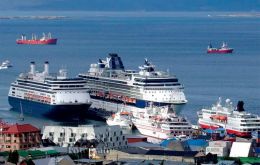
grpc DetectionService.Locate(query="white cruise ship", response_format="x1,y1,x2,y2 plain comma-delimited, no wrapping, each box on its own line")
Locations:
132,105,192,139
8,61,91,120
198,97,260,137
78,53,187,118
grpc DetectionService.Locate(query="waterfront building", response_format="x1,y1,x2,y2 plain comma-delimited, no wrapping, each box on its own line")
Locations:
0,123,41,151
42,125,128,150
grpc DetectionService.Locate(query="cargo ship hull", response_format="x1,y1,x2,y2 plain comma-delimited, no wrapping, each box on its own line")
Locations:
16,39,57,45
207,49,233,54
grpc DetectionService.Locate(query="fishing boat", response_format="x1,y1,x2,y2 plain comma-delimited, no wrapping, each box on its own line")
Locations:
16,33,57,45
207,42,233,54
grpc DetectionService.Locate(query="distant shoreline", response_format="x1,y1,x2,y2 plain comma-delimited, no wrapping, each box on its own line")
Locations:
0,11,260,19
0,16,69,20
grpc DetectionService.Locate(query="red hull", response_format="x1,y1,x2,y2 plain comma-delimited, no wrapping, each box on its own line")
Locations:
199,123,251,137
207,48,233,54
16,38,57,45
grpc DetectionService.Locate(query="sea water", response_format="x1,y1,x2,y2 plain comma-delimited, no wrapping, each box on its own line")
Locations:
0,11,259,126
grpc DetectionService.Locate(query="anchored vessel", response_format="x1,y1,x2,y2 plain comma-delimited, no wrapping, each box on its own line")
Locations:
197,98,260,137
8,61,91,120
207,42,233,54
132,105,192,139
78,53,187,117
16,33,57,45
0,60,12,70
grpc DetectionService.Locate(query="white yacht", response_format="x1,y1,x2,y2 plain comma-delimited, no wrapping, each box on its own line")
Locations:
0,60,12,70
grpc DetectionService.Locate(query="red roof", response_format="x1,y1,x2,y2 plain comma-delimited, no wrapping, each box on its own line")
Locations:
1,123,40,133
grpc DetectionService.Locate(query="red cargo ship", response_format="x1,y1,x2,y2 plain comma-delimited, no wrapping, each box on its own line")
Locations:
207,42,233,54
16,33,57,45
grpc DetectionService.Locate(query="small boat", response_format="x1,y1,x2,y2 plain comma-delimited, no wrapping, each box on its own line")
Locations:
207,42,233,54
106,110,133,129
16,33,57,45
0,60,12,70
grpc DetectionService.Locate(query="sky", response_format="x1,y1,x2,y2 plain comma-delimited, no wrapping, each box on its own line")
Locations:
0,0,260,11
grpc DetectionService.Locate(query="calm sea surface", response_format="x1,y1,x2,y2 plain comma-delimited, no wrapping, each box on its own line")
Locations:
0,11,259,127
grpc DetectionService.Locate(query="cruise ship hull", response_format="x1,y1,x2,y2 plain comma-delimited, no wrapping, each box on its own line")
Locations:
8,96,91,121
199,121,251,137
89,97,185,118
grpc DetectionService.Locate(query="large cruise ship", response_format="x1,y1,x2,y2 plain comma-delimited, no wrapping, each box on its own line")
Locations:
8,61,91,120
78,53,187,117
197,98,260,137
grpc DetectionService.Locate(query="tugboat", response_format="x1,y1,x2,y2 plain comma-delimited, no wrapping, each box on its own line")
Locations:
0,60,12,70
197,97,260,137
16,33,57,45
207,42,233,54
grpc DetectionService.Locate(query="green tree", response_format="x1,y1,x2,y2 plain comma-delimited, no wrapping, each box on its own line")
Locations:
7,150,19,165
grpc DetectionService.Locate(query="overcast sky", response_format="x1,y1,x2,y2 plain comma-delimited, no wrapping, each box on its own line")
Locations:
1,0,260,11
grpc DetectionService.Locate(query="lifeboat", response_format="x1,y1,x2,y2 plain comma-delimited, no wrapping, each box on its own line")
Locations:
120,111,131,115
219,115,227,121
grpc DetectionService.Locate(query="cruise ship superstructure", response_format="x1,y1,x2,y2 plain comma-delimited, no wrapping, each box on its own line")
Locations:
78,53,187,116
8,61,91,120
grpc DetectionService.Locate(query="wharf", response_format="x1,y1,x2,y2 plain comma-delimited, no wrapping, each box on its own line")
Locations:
105,148,196,164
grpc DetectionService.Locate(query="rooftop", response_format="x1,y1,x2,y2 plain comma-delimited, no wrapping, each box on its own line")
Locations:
1,123,40,134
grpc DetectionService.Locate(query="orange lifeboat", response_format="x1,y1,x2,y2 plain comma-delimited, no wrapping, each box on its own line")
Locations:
120,111,131,115
219,115,227,121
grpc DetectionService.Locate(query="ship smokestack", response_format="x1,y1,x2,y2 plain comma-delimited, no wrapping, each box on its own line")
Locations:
30,61,36,75
237,101,244,112
44,61,49,75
